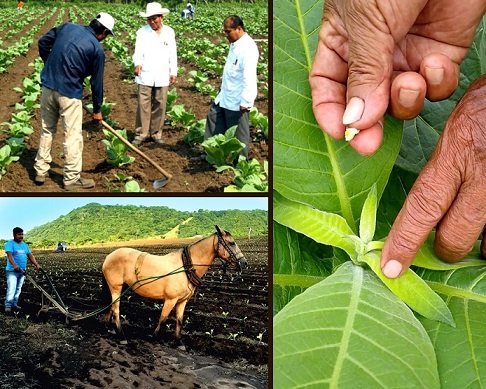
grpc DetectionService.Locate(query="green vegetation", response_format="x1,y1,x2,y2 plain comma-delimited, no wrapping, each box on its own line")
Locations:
202,125,245,167
101,128,135,167
25,203,267,248
274,2,486,387
217,156,268,192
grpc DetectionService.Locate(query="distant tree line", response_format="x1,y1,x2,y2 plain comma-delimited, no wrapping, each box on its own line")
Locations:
24,203,267,248
1,1,263,5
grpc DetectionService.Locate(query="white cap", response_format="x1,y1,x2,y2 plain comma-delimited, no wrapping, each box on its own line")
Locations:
140,2,170,18
96,12,115,35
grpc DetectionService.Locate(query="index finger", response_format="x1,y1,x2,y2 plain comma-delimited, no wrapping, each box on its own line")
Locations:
380,144,461,278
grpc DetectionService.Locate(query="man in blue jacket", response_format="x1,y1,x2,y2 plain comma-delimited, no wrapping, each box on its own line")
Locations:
4,227,40,313
34,13,115,191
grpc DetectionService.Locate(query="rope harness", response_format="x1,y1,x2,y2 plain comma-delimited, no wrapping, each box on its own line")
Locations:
182,246,203,288
215,230,240,265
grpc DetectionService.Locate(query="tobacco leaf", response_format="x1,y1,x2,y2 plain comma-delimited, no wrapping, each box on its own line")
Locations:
274,262,440,388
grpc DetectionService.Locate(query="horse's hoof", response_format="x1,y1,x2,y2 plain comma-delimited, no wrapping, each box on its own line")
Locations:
119,340,128,345
177,344,186,351
108,329,116,335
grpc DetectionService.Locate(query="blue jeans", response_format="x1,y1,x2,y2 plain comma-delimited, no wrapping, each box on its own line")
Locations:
5,270,25,309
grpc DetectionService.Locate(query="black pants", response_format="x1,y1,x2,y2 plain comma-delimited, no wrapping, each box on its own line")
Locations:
205,102,250,157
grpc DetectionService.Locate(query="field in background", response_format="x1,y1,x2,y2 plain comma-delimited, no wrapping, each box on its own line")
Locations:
0,2,268,192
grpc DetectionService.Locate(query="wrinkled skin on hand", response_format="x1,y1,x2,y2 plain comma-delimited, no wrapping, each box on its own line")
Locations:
309,0,486,155
381,75,486,278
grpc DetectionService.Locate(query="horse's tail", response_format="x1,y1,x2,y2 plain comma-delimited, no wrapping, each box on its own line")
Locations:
100,271,112,313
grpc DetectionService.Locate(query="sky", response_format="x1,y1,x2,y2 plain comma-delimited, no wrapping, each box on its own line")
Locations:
0,196,268,240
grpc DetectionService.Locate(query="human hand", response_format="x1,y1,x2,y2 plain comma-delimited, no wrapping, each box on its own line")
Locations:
240,105,250,114
134,65,142,76
92,112,103,123
380,75,486,279
309,0,485,155
169,75,177,85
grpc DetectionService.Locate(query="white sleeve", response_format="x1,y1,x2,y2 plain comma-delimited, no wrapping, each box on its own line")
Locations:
169,29,178,77
132,29,143,66
239,43,259,107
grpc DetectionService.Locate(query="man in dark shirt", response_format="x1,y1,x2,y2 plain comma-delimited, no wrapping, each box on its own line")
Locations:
34,13,115,191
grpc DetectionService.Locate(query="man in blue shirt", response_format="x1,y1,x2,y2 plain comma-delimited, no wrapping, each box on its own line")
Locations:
4,227,41,313
33,13,115,191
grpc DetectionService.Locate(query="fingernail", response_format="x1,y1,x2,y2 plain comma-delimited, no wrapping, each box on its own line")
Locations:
382,259,402,279
398,88,420,109
425,67,444,86
343,97,365,125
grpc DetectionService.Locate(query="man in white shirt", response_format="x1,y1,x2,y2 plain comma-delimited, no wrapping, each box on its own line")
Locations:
133,2,177,145
204,15,259,157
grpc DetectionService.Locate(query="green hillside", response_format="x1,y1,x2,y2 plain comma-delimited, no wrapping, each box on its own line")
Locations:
25,203,267,248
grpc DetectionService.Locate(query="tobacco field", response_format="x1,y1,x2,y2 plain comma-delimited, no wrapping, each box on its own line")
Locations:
0,2,269,192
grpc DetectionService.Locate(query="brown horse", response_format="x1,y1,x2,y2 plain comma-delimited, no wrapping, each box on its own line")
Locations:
101,225,247,343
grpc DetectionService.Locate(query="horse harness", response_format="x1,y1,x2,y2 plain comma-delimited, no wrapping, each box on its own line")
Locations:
133,230,237,289
215,230,240,265
133,250,202,288
182,246,203,288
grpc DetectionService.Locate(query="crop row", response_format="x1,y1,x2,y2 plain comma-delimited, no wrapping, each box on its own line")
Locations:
0,4,268,191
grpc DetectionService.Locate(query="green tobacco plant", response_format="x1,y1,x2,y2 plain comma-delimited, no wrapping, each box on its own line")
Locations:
249,107,268,139
6,137,26,156
188,70,217,98
183,119,206,146
13,76,41,112
1,109,34,138
167,104,196,128
101,129,135,167
188,70,208,86
0,145,20,178
86,99,115,118
274,2,486,388
106,172,145,193
217,156,268,192
201,125,245,167
166,88,178,112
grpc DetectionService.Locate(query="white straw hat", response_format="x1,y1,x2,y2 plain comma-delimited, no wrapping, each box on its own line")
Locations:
140,2,170,18
96,12,115,35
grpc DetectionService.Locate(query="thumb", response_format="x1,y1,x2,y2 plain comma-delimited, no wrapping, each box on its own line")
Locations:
341,1,426,129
